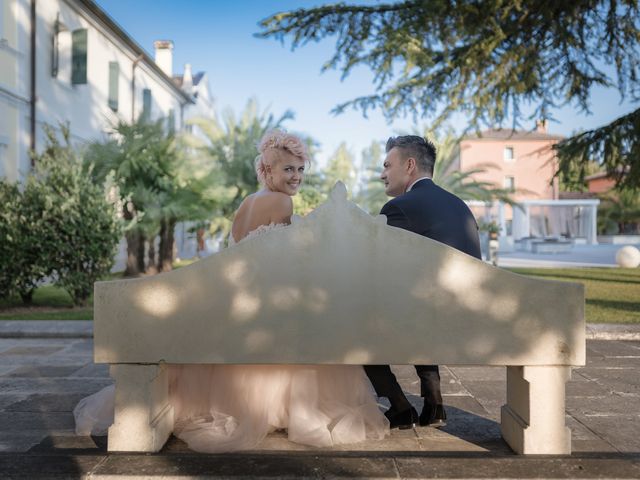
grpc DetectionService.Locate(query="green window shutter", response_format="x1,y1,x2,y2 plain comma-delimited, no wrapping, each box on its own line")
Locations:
108,62,119,111
142,88,152,121
167,109,175,134
71,29,88,85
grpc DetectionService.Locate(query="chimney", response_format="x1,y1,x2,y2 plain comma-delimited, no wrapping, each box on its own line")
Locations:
182,63,193,91
536,119,547,133
154,40,173,76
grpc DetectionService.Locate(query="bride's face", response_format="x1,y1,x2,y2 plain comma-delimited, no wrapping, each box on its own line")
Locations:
265,150,305,196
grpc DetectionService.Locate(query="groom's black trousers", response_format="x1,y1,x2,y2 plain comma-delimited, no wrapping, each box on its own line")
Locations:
364,364,443,410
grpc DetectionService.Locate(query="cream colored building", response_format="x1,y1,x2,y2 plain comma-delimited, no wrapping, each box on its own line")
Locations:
0,0,193,182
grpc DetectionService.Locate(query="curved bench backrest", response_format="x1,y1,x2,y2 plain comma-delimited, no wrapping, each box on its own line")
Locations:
94,183,585,366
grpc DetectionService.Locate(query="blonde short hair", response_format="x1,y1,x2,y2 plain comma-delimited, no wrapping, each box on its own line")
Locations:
254,130,310,185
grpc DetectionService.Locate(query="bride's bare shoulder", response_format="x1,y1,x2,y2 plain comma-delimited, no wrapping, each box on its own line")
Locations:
253,190,292,211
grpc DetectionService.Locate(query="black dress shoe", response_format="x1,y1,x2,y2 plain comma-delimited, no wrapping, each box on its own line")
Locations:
385,406,418,429
419,404,447,428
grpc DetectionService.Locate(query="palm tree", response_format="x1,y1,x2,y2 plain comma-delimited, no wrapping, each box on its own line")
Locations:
597,188,640,234
86,117,222,274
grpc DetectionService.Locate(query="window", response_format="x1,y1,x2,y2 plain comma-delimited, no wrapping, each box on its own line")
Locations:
504,146,514,162
167,109,175,134
142,88,152,120
108,62,119,111
0,2,5,40
0,137,7,178
505,219,513,236
71,28,88,84
504,176,515,192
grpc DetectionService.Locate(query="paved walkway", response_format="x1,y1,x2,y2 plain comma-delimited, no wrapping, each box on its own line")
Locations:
497,243,639,268
1,322,639,478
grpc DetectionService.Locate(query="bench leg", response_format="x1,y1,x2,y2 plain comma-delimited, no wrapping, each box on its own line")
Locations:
107,364,174,452
501,366,571,454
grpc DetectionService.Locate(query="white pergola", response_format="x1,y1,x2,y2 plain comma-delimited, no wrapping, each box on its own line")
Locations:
467,199,600,246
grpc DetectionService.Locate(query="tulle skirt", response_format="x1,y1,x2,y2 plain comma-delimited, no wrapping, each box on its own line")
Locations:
74,364,389,452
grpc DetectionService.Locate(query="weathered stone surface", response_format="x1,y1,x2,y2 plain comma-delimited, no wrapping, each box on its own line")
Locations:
449,366,506,382
29,434,107,453
396,456,640,479
0,411,75,431
6,393,88,412
579,367,640,392
458,380,506,418
567,392,640,416
0,378,111,395
0,393,28,410
94,185,585,367
5,366,86,378
565,416,618,453
573,415,640,453
93,453,400,479
440,395,488,417
68,363,110,378
0,430,47,453
0,365,17,375
588,340,640,357
3,334,639,476
0,345,65,356
566,379,611,397
0,454,103,478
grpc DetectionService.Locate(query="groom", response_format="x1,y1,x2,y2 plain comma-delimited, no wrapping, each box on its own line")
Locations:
364,135,482,429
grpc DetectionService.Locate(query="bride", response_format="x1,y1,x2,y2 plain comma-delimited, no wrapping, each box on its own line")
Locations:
74,129,389,452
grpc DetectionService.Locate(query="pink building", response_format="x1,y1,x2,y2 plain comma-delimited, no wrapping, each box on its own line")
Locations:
458,120,564,201
456,122,599,247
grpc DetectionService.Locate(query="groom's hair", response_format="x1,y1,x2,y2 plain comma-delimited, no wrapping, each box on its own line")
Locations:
385,135,436,175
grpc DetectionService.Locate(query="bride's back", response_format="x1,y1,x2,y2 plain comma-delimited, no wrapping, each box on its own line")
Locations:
231,190,293,243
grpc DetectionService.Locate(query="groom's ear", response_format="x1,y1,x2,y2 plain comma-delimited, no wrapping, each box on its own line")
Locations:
405,157,417,173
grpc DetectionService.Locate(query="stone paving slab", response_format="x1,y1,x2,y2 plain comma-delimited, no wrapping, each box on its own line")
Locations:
2,452,640,479
0,321,93,338
0,337,639,478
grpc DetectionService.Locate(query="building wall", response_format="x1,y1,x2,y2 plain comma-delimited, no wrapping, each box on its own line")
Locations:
0,0,30,181
587,176,615,194
459,138,559,201
1,0,189,182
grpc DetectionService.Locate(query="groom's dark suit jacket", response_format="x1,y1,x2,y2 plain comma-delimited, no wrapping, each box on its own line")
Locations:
366,178,481,409
381,178,481,259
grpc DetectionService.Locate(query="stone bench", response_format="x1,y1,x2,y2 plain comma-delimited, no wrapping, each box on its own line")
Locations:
93,183,585,455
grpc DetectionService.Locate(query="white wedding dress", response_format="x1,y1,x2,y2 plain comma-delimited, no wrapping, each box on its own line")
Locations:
74,223,389,452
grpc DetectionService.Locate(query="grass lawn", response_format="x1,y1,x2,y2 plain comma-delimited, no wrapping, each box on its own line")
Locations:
508,267,640,324
0,285,93,320
1,266,638,323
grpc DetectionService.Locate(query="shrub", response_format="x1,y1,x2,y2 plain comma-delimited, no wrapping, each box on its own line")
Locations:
0,182,21,298
0,179,56,303
29,124,122,306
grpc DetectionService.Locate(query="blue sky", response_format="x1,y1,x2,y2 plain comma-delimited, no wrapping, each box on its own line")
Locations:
95,0,636,167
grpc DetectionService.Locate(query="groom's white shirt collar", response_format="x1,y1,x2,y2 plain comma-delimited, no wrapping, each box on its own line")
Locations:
406,176,431,193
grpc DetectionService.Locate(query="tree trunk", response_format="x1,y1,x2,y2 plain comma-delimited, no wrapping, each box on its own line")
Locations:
146,236,158,275
137,232,146,273
123,205,142,277
158,218,176,272
196,227,206,257
19,288,34,305
124,229,141,277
